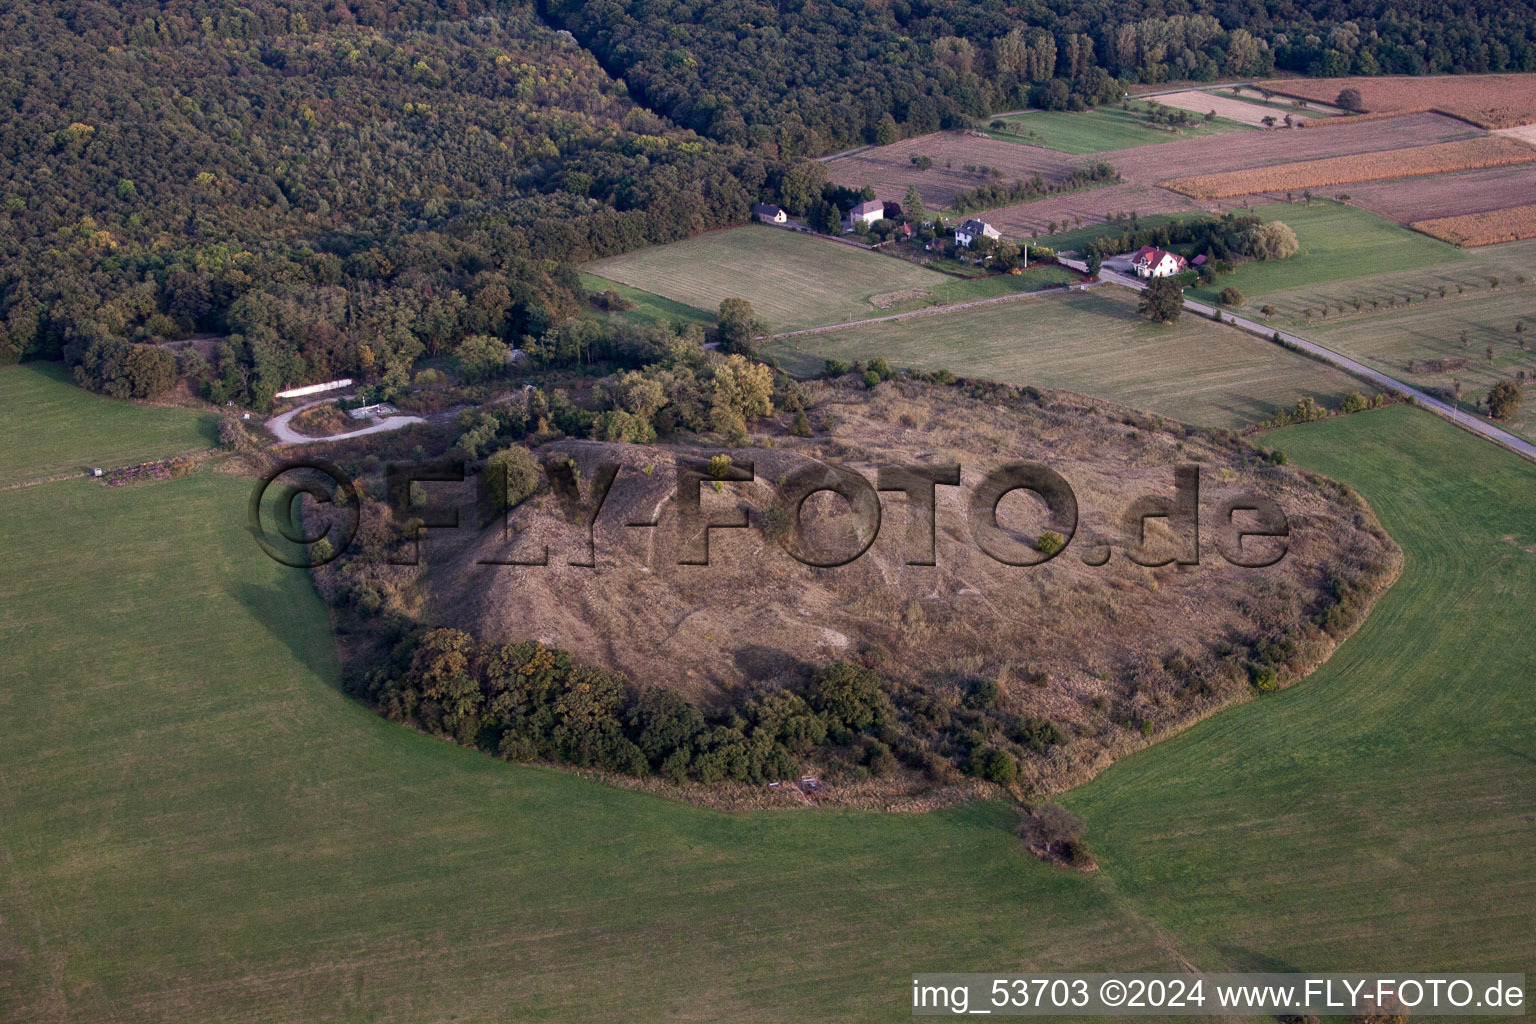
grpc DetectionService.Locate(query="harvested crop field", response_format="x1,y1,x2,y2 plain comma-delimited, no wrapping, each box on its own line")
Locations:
1258,74,1536,129
1410,202,1536,246
1342,163,1536,226
1494,124,1536,145
984,182,1202,237
1163,135,1536,199
585,226,948,331
831,114,1479,235
824,132,1081,208
762,287,1379,429
1154,90,1327,127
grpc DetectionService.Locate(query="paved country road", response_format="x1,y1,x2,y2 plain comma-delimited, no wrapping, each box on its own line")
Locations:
1100,268,1536,463
265,398,425,445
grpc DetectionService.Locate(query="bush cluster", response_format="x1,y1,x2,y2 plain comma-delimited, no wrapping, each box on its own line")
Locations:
348,630,1069,790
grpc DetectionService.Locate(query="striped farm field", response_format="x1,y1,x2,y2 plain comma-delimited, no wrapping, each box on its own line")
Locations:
762,286,1377,428
1258,73,1536,129
1411,202,1536,246
585,226,949,332
1163,135,1536,199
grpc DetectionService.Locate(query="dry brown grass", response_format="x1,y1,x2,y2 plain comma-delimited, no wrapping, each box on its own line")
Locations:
1410,202,1536,246
1258,74,1536,129
410,381,1399,801
1163,135,1536,198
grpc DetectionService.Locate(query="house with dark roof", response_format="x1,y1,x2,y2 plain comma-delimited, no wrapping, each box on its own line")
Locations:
954,218,1001,248
752,202,788,224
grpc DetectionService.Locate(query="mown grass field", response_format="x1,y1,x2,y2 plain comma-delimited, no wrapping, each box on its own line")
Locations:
586,226,950,332
3,352,1533,1021
1187,200,1462,306
0,387,1179,1023
764,286,1376,428
982,102,1248,154
578,272,715,329
1301,286,1536,442
1070,406,1536,978
0,362,217,486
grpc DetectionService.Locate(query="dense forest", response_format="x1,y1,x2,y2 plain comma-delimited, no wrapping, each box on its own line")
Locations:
0,0,783,404
6,0,1536,406
551,0,1536,153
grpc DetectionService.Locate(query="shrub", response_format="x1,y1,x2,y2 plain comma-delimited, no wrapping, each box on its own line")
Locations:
484,445,540,511
1341,391,1371,414
1260,304,1276,316
970,746,1017,785
1218,286,1244,306
1018,803,1092,867
1488,380,1523,420
1036,531,1066,556
706,453,734,479
1250,664,1279,691
790,409,812,436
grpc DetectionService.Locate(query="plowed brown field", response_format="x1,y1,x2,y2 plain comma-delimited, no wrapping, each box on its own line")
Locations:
1163,136,1536,199
1344,163,1536,225
1257,74,1536,129
826,113,1480,229
1410,203,1536,246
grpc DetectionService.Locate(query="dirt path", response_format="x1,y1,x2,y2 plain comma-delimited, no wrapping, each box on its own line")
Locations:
1100,269,1536,463
265,399,425,445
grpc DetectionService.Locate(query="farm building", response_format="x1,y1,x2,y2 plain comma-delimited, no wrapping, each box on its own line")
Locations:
752,203,788,224
955,218,1001,248
1131,245,1189,278
845,199,885,230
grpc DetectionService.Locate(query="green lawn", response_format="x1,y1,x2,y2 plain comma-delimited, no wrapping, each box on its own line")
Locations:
1301,285,1536,442
0,362,217,486
585,226,950,332
1187,200,1463,305
1070,405,1536,978
763,286,1376,428
579,272,715,330
878,264,1081,313
982,102,1250,155
0,388,1180,1022
4,335,1534,1020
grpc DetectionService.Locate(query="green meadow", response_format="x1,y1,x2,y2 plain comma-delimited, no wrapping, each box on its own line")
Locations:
982,102,1249,154
3,374,1531,1020
1187,200,1461,305
763,286,1376,428
0,362,217,486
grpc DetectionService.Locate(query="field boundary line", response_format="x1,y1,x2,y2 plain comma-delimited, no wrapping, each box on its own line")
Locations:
771,281,1101,339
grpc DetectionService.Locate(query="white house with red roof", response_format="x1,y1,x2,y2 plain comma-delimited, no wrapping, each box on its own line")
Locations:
1131,245,1189,278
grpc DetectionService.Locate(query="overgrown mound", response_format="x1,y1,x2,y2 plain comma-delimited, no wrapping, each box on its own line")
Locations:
331,380,1399,804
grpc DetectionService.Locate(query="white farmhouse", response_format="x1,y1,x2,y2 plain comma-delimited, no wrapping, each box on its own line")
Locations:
1131,245,1189,278
844,199,885,230
954,218,1001,248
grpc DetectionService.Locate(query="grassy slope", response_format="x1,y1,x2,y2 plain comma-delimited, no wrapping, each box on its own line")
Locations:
0,398,1178,1022
585,226,949,332
1071,405,1536,978
0,363,217,486
763,287,1375,428
578,272,715,330
1187,200,1461,305
983,103,1249,154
